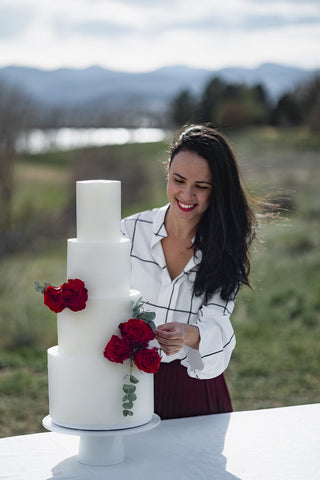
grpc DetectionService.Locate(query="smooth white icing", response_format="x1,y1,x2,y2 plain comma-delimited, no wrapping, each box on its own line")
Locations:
76,180,121,241
66,238,131,297
57,291,139,354
47,180,154,430
48,346,153,430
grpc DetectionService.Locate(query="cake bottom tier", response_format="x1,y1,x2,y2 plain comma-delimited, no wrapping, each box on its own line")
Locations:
48,346,154,430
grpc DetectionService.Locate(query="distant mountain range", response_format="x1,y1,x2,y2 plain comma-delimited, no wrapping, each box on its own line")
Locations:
0,63,318,115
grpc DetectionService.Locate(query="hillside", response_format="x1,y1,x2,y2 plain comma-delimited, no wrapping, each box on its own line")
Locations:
0,63,317,113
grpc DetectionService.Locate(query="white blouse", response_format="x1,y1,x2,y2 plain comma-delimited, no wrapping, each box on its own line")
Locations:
121,204,237,380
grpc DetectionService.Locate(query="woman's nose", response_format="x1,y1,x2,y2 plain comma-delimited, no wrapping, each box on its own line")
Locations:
180,184,195,201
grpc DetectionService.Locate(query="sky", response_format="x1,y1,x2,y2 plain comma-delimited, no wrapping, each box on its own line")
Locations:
0,0,320,73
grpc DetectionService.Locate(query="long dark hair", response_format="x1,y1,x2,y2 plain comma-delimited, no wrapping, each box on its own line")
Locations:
169,124,256,302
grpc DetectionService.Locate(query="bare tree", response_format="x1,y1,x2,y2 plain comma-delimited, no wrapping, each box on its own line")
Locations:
0,80,37,232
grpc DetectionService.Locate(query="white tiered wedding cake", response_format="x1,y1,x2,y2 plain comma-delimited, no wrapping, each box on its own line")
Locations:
47,180,154,430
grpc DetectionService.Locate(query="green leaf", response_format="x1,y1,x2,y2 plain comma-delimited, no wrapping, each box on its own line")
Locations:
140,311,156,321
34,280,52,294
132,297,143,312
123,384,136,394
33,280,43,293
122,393,137,403
123,409,133,417
122,401,134,409
130,374,139,384
148,320,156,332
127,393,137,401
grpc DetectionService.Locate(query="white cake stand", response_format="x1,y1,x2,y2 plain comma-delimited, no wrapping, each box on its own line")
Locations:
42,414,160,466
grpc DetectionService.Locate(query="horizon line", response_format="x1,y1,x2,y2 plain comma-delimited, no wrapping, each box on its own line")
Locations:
0,61,319,74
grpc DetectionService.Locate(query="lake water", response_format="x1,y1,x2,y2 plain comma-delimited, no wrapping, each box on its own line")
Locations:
16,127,169,154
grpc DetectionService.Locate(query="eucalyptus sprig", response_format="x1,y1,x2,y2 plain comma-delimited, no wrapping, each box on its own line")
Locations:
122,360,139,416
123,298,156,416
104,297,160,418
34,280,51,294
131,297,156,332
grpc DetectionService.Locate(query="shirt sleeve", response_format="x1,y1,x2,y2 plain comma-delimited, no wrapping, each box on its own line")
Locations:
182,292,237,380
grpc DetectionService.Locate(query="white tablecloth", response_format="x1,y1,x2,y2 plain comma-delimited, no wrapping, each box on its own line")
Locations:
1,403,320,480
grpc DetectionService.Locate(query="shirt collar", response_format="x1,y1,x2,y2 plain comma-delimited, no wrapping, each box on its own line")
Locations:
151,204,202,273
151,204,170,248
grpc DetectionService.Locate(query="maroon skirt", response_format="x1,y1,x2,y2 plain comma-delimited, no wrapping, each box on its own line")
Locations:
154,360,232,419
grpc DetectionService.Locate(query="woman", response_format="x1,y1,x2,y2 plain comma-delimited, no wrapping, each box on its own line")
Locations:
121,124,256,419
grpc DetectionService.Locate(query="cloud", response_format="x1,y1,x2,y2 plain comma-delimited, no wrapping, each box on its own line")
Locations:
165,0,320,32
0,4,34,39
0,0,319,71
54,18,135,38
241,14,320,30
48,0,320,39
117,0,180,5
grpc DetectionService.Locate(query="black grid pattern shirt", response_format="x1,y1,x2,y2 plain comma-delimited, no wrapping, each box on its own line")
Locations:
121,204,236,379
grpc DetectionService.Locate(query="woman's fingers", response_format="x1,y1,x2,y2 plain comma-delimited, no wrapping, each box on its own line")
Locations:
155,322,185,355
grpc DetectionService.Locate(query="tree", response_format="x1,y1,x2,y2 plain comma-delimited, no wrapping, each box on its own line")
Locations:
217,101,249,128
271,93,302,127
299,76,320,132
170,76,271,129
308,94,320,132
0,80,37,233
170,89,197,127
198,77,227,124
270,75,320,130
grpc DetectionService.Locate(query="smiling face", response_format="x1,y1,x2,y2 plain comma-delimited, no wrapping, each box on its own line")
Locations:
167,150,212,225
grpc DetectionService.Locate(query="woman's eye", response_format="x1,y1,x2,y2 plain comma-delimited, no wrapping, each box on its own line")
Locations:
174,178,184,184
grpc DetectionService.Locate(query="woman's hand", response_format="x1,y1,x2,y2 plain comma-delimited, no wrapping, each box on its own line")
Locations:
155,322,200,356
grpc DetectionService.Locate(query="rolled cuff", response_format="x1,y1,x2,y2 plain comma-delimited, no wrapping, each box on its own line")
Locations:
182,311,236,379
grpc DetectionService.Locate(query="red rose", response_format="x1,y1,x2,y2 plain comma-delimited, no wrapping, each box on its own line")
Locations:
104,335,132,364
61,278,88,312
43,286,65,313
119,318,155,349
133,347,161,373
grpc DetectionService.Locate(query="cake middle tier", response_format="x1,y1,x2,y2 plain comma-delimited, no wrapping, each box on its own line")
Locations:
67,237,131,297
57,290,139,354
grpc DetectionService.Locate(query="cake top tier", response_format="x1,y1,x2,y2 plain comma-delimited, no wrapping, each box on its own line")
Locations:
76,180,121,241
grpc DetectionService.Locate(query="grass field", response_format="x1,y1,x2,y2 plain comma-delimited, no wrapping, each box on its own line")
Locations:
1,126,319,437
